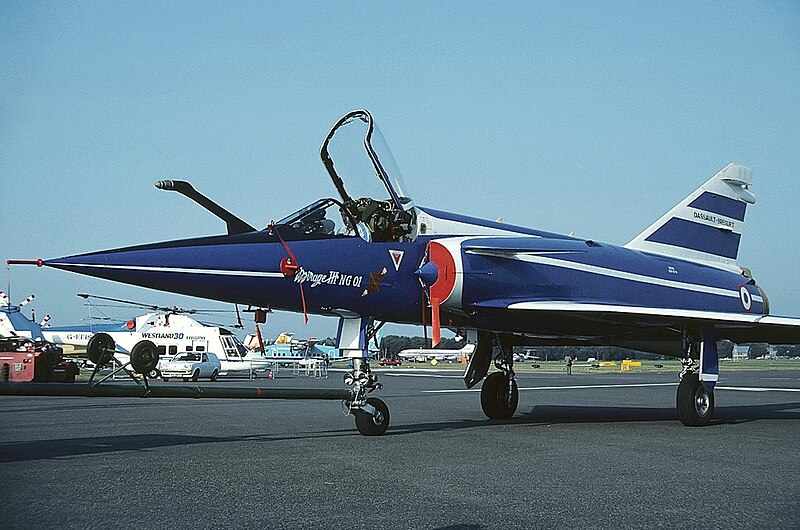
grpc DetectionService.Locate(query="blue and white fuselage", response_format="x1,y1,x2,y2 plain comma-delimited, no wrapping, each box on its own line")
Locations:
38,197,774,355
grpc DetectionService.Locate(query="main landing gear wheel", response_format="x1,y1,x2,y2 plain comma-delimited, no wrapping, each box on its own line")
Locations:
481,371,518,420
677,373,714,426
130,340,159,374
86,333,116,365
354,397,390,436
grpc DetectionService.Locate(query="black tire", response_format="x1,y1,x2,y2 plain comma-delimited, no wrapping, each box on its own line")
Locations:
676,373,714,426
130,340,159,374
148,369,161,379
191,369,200,382
354,397,390,436
210,370,219,382
87,333,116,365
481,371,519,420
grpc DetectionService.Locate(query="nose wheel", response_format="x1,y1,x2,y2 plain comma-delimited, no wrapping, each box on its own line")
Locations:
343,358,391,436
353,397,390,436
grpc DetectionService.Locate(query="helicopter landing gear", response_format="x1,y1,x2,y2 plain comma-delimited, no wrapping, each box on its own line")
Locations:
85,333,158,389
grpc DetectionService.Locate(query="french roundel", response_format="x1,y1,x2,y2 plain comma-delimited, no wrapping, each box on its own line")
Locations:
738,285,752,312
429,241,457,304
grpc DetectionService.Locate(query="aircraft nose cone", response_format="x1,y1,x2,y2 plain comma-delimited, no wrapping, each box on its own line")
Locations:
39,233,292,308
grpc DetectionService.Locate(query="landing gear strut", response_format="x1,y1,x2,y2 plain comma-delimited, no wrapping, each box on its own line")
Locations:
479,334,518,419
343,358,389,436
337,318,390,436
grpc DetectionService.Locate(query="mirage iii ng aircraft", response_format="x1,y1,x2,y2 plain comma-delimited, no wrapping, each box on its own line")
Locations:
8,109,800,435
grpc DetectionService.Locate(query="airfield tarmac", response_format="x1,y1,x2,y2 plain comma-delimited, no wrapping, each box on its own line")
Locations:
1,368,799,529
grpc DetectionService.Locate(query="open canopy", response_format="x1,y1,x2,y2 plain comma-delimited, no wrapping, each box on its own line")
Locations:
309,109,417,242
320,109,413,211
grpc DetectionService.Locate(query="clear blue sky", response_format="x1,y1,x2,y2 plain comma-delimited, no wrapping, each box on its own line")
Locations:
2,1,799,340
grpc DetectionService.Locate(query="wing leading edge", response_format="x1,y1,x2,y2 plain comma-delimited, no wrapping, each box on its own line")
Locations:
493,300,800,345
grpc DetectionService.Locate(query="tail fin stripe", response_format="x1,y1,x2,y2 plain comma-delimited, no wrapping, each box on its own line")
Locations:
624,163,753,270
644,218,741,259
688,192,747,222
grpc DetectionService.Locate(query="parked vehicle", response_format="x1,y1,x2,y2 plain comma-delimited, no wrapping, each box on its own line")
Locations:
160,352,221,382
378,358,402,366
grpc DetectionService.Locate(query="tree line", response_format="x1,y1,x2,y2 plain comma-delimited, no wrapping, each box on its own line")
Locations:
372,335,800,361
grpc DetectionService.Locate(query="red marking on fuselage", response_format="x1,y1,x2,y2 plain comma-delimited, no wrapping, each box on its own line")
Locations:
429,241,457,304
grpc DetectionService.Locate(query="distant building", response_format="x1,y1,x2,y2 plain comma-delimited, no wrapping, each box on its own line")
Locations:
733,345,750,362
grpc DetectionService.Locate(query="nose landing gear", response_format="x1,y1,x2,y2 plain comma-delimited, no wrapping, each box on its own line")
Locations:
343,358,390,436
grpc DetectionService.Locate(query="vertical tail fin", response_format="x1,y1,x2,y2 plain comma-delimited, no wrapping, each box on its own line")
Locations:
624,163,755,270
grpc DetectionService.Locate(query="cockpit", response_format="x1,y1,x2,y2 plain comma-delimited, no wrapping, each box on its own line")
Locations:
271,110,417,243
154,110,419,244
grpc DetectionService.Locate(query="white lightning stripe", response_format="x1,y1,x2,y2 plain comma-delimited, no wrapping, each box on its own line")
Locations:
424,382,679,393
716,386,800,393
384,373,463,379
510,253,762,302
424,383,800,394
54,263,284,278
506,301,779,324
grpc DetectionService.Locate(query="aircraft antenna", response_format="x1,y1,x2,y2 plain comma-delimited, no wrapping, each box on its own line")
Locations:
235,304,244,329
5,264,11,307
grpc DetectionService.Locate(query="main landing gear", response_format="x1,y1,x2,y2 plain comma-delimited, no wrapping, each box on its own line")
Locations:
676,358,715,426
675,332,718,426
462,329,720,428
464,331,519,420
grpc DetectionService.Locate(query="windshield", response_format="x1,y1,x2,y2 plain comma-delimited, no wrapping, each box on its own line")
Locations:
370,125,413,207
276,198,361,237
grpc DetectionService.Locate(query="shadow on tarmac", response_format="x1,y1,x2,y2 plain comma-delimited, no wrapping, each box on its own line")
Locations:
522,401,800,425
2,402,798,462
387,401,800,435
0,429,360,463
